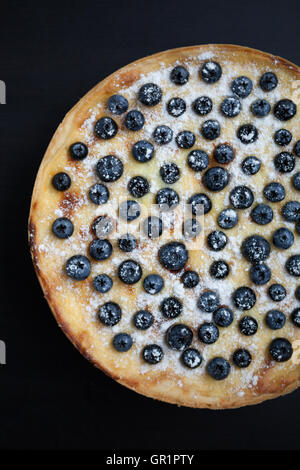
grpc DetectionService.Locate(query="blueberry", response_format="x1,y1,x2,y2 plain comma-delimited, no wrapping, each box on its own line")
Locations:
181,270,199,288
176,130,196,149
156,188,179,211
118,260,142,284
207,230,227,251
230,186,254,209
291,308,300,327
96,155,123,182
296,287,300,301
297,221,300,235
153,125,173,145
198,322,219,344
93,274,113,293
113,333,133,352
118,233,137,252
266,310,286,330
210,260,230,279
138,83,162,106
220,96,242,118
263,182,285,202
273,228,294,249
170,66,189,85
294,141,300,157
119,200,141,221
133,310,154,330
143,344,163,364
260,72,278,91
201,120,221,140
187,150,209,172
167,97,186,117
98,302,121,326
69,142,88,160
200,61,222,83
251,99,271,117
52,217,74,239
92,216,115,238
232,349,252,368
274,129,292,146
89,183,109,205
250,263,271,285
198,291,219,313
89,239,112,261
160,297,183,319
143,216,163,238
132,140,154,162
231,76,253,98
181,349,202,369
192,96,213,116
214,144,235,164
239,316,258,335
233,287,256,310
282,201,300,222
143,274,164,294
166,324,193,351
213,307,234,327
107,94,128,115
218,209,238,229
274,99,297,121
207,357,230,380
158,242,188,271
274,152,295,173
65,255,91,281
268,283,286,302
203,167,229,192
125,110,145,131
52,172,71,191
237,124,258,144
188,193,212,215
241,156,261,175
286,255,300,276
182,218,201,239
242,235,270,263
251,204,273,225
94,117,118,139
128,176,150,198
292,172,300,190
269,338,293,362
160,162,180,184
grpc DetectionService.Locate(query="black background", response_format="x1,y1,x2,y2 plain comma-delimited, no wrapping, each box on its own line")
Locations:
1,0,300,451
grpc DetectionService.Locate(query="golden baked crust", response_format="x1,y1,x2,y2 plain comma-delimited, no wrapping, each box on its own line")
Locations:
29,44,300,409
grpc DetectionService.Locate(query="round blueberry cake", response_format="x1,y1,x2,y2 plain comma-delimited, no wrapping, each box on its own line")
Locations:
29,45,300,408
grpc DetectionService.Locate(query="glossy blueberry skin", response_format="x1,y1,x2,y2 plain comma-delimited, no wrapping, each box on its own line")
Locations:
65,255,91,281
160,297,183,319
143,344,163,364
263,182,285,202
52,217,74,239
94,117,118,139
296,287,300,301
273,228,294,249
176,130,196,149
156,188,179,211
200,61,222,83
192,96,213,116
230,186,254,209
237,124,258,144
96,155,123,182
188,193,212,215
89,183,109,205
269,338,293,362
233,349,252,368
182,218,201,239
268,283,286,302
260,72,278,91
118,233,137,252
242,235,270,264
93,274,113,293
239,316,258,335
207,230,227,251
160,162,180,184
166,324,193,351
138,83,162,106
294,141,300,157
132,140,154,162
203,167,229,192
143,216,163,239
286,255,300,277
143,274,164,295
52,172,71,191
274,129,292,146
274,99,297,121
233,287,256,310
241,156,261,175
251,204,273,225
213,307,234,327
167,97,186,117
128,176,150,198
217,209,238,229
210,260,229,279
118,260,143,284
125,110,145,131
158,242,188,271
69,142,88,160
220,96,241,118
282,201,300,222
133,310,154,330
119,200,141,221
214,144,235,164
181,349,202,369
98,302,121,326
181,270,199,288
251,99,271,117
170,65,189,85
187,150,209,172
198,291,219,313
107,94,128,115
89,239,113,261
297,221,300,235
207,357,230,380
265,310,286,330
231,76,253,98
292,172,300,190
274,152,295,173
250,263,271,285
291,308,300,327
198,322,219,344
201,120,221,140
153,125,173,145
113,333,133,352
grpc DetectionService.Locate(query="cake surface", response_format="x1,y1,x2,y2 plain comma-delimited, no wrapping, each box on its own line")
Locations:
29,44,300,408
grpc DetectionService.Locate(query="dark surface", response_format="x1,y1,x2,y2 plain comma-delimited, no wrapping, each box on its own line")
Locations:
0,0,300,450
